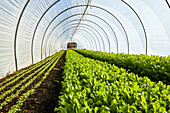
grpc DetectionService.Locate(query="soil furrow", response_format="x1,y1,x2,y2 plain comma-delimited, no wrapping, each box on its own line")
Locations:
21,52,65,113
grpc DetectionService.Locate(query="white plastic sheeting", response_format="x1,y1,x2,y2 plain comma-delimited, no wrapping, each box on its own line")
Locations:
0,0,170,78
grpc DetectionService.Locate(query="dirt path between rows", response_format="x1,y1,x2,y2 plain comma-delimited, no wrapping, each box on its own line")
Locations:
20,52,65,113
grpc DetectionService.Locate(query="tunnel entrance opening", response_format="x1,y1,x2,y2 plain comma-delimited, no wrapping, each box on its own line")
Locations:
67,42,77,50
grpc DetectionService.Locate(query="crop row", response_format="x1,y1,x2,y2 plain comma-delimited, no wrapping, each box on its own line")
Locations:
8,51,64,113
56,50,170,113
0,51,61,101
74,49,170,84
0,51,61,110
0,51,57,90
0,51,64,112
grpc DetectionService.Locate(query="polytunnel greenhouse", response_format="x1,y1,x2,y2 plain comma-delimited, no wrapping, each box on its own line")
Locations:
0,0,170,112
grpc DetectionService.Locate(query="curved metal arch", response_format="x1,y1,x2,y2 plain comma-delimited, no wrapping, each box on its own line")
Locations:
71,38,86,49
72,37,91,50
122,0,148,55
72,34,92,50
47,20,106,55
72,38,87,49
142,0,170,42
51,26,99,54
14,0,30,71
14,0,61,69
40,4,130,60
60,19,110,51
87,13,118,53
30,0,60,63
61,33,92,51
88,4,129,53
74,32,94,50
45,13,118,54
71,23,99,50
165,0,170,8
49,24,100,56
51,29,93,54
50,28,75,56
45,13,114,54
51,26,97,54
50,21,105,52
51,31,92,55
51,28,97,54
46,22,99,54
49,18,110,53
77,38,90,50
75,32,95,49
49,30,94,55
52,29,93,52
13,3,131,70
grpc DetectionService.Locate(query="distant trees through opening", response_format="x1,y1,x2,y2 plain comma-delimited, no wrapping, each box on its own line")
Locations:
67,42,77,50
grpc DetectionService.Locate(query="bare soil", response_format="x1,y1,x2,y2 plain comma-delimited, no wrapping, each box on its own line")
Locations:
21,52,65,113
0,52,65,113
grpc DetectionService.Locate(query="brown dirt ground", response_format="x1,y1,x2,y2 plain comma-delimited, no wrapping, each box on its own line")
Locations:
21,52,65,113
0,52,65,113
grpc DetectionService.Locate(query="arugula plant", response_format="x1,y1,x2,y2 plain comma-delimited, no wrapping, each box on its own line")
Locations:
56,50,170,113
74,49,170,85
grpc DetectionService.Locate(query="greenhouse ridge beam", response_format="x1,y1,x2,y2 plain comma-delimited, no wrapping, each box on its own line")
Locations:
71,0,92,40
45,13,118,54
14,3,130,69
14,0,30,71
0,0,169,80
122,0,148,55
40,5,128,60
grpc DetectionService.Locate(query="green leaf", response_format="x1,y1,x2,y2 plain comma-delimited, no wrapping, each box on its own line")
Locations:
159,107,166,112
94,107,99,113
87,98,93,105
100,106,110,113
152,101,160,112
